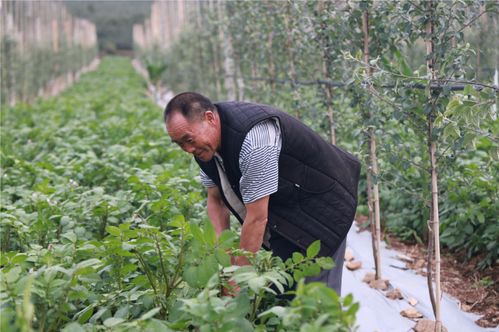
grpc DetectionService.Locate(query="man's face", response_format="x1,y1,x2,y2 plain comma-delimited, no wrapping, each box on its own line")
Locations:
166,111,220,162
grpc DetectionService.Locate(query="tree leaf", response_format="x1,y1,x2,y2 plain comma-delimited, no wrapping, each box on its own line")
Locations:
106,225,120,236
11,253,28,264
76,258,102,270
190,223,204,244
306,240,321,258
203,221,217,246
139,307,161,320
292,252,304,264
304,263,321,277
75,306,94,324
103,317,125,327
61,322,85,332
215,248,231,267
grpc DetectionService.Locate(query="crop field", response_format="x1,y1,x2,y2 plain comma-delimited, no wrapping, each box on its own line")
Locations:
1,1,498,331
1,57,358,331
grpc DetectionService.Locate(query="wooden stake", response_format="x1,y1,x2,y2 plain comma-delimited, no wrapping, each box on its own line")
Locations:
217,0,236,100
362,9,382,280
283,1,300,119
208,0,222,99
476,4,486,81
317,0,336,145
425,1,442,331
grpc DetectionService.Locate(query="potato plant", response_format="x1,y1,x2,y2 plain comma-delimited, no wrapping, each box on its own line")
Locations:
0,57,358,331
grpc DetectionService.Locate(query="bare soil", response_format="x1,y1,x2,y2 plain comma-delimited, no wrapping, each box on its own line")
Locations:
355,215,498,328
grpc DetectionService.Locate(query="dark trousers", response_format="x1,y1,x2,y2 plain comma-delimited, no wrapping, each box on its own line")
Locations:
269,232,346,295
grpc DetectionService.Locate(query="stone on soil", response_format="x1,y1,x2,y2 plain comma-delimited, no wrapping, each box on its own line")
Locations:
386,288,403,300
400,307,423,319
346,260,362,271
369,278,389,290
413,319,448,332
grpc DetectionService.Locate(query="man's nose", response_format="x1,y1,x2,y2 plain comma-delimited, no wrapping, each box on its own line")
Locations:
184,144,195,154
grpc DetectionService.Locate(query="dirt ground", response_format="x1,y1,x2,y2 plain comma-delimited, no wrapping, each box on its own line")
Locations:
355,215,498,329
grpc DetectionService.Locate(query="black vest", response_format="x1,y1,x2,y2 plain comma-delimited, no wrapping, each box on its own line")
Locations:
196,102,361,256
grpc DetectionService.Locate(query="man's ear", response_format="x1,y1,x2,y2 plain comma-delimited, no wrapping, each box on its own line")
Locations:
204,110,216,124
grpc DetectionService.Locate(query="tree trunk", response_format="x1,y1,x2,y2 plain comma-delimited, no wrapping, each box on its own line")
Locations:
476,4,485,81
196,1,205,86
323,60,336,145
236,57,245,101
317,0,336,145
425,1,442,330
363,9,382,280
217,0,236,100
283,2,300,119
209,0,222,99
494,12,498,120
267,30,276,93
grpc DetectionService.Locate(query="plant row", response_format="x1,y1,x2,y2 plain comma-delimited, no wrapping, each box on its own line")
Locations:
0,57,358,331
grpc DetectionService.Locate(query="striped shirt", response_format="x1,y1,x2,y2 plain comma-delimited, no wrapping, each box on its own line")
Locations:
200,118,282,204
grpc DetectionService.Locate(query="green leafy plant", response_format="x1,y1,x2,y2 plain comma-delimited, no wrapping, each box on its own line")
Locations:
1,57,358,331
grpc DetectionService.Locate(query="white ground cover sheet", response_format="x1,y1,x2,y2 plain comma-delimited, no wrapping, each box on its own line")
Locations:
342,224,495,332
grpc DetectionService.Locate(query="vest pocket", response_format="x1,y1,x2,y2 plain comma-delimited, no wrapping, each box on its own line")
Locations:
294,181,336,195
298,165,338,194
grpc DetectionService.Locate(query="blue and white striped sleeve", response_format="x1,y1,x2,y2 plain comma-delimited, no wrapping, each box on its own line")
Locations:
200,169,216,188
239,118,282,204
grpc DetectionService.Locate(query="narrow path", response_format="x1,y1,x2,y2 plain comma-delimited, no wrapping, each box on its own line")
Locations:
343,225,494,332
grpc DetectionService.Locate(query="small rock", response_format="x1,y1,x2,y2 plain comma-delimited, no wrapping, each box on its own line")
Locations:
386,288,403,300
461,303,472,312
369,278,389,290
344,248,354,261
408,297,418,306
396,254,414,263
346,260,362,271
400,307,423,319
362,272,376,283
413,319,448,332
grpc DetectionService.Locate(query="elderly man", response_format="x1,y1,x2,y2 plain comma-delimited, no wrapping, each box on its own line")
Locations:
164,92,360,294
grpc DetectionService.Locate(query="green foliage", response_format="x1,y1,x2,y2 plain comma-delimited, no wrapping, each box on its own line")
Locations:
146,63,167,85
177,285,254,332
139,0,498,269
439,145,499,268
1,57,357,331
174,243,346,331
356,1,499,269
259,281,359,332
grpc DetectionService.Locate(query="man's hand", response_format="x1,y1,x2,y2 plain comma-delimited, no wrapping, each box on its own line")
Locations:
222,279,240,297
232,255,251,266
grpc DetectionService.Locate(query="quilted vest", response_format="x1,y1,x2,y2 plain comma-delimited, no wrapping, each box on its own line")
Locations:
196,101,360,256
